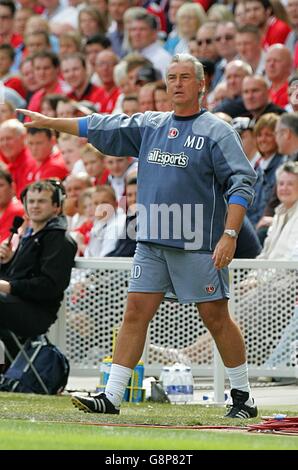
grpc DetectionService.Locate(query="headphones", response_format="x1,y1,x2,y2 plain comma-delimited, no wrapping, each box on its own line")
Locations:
21,179,66,212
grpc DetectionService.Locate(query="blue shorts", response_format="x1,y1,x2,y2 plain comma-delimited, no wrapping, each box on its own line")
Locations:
128,243,229,304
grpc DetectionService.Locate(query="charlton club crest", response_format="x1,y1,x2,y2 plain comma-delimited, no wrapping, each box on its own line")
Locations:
205,285,215,294
168,127,179,139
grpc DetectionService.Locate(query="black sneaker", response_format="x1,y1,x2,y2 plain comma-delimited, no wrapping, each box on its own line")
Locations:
225,389,258,419
71,392,120,414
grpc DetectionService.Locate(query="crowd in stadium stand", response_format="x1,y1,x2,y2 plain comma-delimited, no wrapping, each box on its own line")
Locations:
0,0,298,259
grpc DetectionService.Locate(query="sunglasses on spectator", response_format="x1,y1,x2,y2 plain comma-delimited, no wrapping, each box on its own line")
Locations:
197,38,213,46
215,35,235,42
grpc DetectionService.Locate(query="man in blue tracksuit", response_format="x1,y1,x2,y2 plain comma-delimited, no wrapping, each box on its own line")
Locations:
20,53,258,419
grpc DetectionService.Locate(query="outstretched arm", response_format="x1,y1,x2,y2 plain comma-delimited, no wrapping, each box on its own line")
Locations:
17,109,80,136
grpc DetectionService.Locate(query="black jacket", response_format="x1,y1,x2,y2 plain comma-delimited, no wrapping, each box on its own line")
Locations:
0,216,77,317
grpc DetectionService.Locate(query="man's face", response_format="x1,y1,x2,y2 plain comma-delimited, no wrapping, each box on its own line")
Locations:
196,26,218,61
244,1,268,28
25,189,58,224
65,178,87,199
122,99,139,116
138,87,155,112
274,121,290,154
287,0,298,28
93,191,117,221
0,50,12,75
61,58,86,90
104,156,130,177
225,65,247,98
0,5,14,37
0,177,13,208
20,60,39,92
265,48,292,82
82,152,104,177
126,183,137,210
214,23,236,59
95,51,117,84
108,0,130,22
166,61,204,108
242,77,268,113
26,33,49,55
26,132,54,163
0,128,25,161
33,57,58,89
129,20,156,50
235,32,260,63
85,43,105,69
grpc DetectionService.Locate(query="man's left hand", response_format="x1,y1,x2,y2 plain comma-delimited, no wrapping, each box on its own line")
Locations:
0,280,11,294
212,235,237,270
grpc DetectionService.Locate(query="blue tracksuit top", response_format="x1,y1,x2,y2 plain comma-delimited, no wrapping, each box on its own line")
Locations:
79,109,257,251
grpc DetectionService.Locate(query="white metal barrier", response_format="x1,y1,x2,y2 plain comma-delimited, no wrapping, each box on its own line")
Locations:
53,258,298,402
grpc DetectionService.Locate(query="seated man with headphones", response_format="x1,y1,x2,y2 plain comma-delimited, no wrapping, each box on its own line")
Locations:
0,180,77,361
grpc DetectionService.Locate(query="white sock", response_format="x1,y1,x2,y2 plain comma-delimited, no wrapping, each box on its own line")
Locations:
105,363,132,408
225,362,254,406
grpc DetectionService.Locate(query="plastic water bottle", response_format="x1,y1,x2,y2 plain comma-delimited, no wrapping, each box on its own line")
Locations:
183,366,194,403
160,363,191,404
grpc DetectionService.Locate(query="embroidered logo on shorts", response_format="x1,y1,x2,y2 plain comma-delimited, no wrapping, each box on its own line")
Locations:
131,264,142,279
205,285,216,294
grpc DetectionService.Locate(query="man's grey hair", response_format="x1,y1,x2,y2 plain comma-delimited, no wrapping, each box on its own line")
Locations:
276,161,298,180
279,112,298,138
167,54,205,100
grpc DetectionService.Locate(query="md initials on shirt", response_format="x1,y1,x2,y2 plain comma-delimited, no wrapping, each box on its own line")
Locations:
184,136,204,150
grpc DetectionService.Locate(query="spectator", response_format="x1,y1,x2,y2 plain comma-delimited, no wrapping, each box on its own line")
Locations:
154,82,172,112
0,0,22,47
243,0,291,49
285,0,298,68
128,12,171,78
122,95,139,116
0,45,26,99
254,113,286,239
94,50,121,113
40,93,66,118
84,34,111,84
0,119,36,198
105,155,137,201
211,21,238,89
56,97,78,118
0,179,77,361
26,127,69,182
235,24,266,75
213,60,253,118
84,185,126,257
40,0,79,35
13,7,33,40
164,2,207,55
107,0,131,58
59,31,82,58
0,101,16,124
0,166,25,244
61,53,107,110
138,83,156,112
107,176,137,257
241,74,285,123
58,133,86,174
286,75,298,113
80,143,109,185
63,173,93,230
19,56,39,105
265,44,292,108
27,51,67,114
78,6,107,42
196,22,220,63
